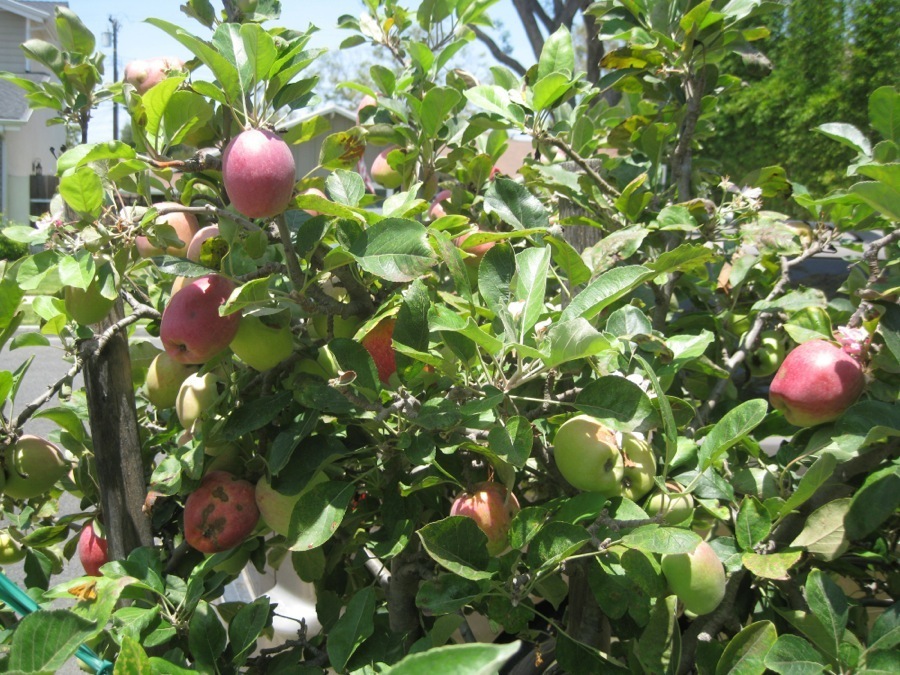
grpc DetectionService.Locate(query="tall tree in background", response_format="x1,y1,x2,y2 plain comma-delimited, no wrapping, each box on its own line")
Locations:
706,0,899,198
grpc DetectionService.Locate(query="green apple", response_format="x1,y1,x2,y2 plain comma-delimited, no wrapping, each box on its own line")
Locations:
0,530,25,564
145,352,198,409
176,372,221,431
3,435,68,500
644,488,695,525
552,415,624,495
748,329,786,378
230,315,294,371
662,540,726,616
64,278,116,325
619,433,656,501
255,472,329,537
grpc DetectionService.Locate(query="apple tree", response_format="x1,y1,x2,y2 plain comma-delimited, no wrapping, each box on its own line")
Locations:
0,1,897,673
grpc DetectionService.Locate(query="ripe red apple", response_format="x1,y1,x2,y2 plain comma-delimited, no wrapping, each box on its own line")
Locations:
145,352,198,409
160,274,241,364
553,415,624,495
78,521,109,576
370,147,402,189
186,225,226,266
230,315,294,371
429,189,452,220
176,371,221,431
3,435,68,500
135,205,200,258
222,129,296,219
123,57,185,95
361,318,397,384
64,278,116,325
450,482,520,555
769,339,865,427
619,433,656,501
184,471,259,553
661,540,726,615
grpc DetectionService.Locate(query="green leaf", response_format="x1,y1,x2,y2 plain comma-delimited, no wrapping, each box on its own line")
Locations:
287,481,355,551
228,597,271,667
484,177,550,230
869,86,899,142
778,454,837,519
764,635,827,675
283,113,331,144
556,632,630,674
509,506,550,549
416,575,484,614
114,635,152,674
58,253,95,291
538,25,575,79
735,496,770,551
621,525,702,555
478,243,517,339
805,569,847,657
740,550,802,580
464,85,525,126
850,181,900,220
8,609,97,673
349,218,437,282
55,7,96,55
561,265,653,322
532,72,571,110
417,517,493,580
319,130,366,170
545,319,613,368
845,465,900,540
330,338,381,396
420,87,462,137
575,375,658,432
715,621,778,675
382,641,521,675
698,399,768,470
59,166,103,217
815,123,872,156
326,169,365,207
488,416,532,469
222,391,292,441
188,601,226,670
638,595,680,675
791,498,851,561
525,521,590,569
327,586,376,672
515,246,551,337
869,601,900,652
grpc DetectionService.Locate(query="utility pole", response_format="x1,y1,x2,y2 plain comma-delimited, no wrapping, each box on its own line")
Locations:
104,16,120,140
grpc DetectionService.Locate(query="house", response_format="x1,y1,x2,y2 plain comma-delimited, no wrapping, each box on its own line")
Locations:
0,0,68,226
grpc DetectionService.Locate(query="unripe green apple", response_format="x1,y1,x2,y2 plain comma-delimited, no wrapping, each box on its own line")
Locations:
230,315,294,371
620,433,656,501
176,371,221,431
3,435,68,500
644,488,695,525
371,147,402,189
661,540,726,616
0,530,25,564
64,278,116,325
769,339,865,426
552,415,624,495
145,352,198,409
254,476,304,537
748,329,786,378
450,482,520,555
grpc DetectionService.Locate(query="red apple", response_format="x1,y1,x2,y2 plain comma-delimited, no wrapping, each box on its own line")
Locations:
455,227,496,264
186,225,225,265
184,471,259,553
429,189,451,220
769,339,865,427
123,57,185,95
78,521,109,577
370,147,402,189
160,274,241,364
361,318,397,384
135,204,200,258
450,482,520,555
222,129,296,219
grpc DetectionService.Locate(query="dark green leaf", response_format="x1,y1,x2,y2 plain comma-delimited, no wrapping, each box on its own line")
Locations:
764,635,826,675
509,506,549,549
778,454,836,519
416,575,484,614
287,481,355,550
383,641,522,675
349,218,437,282
845,465,900,540
222,391,292,441
714,621,777,675
805,569,847,657
8,609,97,673
637,595,680,675
488,416,532,468
417,517,493,580
327,586,376,672
735,497,771,551
698,399,768,470
556,632,630,674
188,601,226,670
484,177,549,230
525,521,589,569
575,376,658,432
420,87,462,136
621,526,702,555
228,597,271,667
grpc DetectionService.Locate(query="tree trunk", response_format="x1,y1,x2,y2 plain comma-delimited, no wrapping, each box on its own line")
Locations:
81,301,153,559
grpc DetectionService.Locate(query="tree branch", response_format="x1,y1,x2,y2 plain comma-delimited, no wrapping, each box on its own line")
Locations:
513,0,549,60
274,214,306,292
471,27,527,76
848,228,900,328
671,70,706,201
541,134,621,200
93,303,161,357
678,570,748,674
13,355,82,430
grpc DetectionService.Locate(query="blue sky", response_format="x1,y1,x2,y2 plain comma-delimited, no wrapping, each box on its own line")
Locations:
63,0,535,142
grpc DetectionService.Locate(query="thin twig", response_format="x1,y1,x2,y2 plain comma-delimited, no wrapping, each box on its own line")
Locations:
12,356,83,430
540,134,621,200
274,214,306,291
93,304,160,357
848,228,900,328
361,548,392,589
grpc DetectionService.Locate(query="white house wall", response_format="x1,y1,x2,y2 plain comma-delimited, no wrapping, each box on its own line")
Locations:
3,107,65,224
